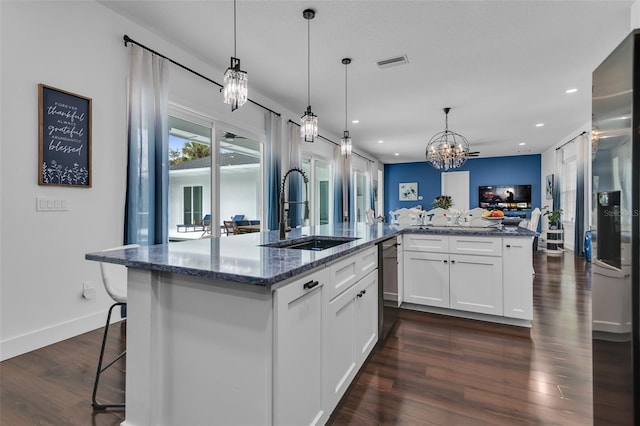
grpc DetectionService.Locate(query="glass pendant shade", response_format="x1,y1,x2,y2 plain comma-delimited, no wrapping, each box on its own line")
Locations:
223,57,247,112
341,131,352,156
425,108,469,171
301,106,318,142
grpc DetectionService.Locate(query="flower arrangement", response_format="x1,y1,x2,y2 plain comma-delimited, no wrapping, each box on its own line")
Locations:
543,205,563,228
433,195,453,210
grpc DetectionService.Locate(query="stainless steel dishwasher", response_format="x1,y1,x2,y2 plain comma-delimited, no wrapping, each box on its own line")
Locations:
378,237,399,344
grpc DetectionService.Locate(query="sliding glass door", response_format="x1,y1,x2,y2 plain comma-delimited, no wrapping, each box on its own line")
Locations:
217,129,262,231
168,116,212,240
302,155,333,226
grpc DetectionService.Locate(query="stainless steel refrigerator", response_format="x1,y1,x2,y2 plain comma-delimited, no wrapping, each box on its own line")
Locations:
591,29,640,425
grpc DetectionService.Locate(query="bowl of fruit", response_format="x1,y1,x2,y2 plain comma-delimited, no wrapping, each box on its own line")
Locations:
482,210,505,222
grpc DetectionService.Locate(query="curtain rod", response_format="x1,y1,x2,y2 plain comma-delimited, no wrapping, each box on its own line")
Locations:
123,35,281,117
556,130,587,151
287,119,374,163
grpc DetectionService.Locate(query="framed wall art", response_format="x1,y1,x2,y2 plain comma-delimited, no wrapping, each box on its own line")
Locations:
399,182,418,201
38,84,92,187
545,174,553,199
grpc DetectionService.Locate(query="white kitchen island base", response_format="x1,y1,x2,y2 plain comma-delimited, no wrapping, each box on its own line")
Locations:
124,269,275,426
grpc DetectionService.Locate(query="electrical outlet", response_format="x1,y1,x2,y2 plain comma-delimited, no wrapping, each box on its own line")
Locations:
82,281,96,300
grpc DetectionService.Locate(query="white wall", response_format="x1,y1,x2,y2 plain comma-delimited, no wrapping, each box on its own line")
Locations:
0,0,365,360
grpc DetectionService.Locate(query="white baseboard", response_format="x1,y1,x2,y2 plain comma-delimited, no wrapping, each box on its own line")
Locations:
0,309,122,361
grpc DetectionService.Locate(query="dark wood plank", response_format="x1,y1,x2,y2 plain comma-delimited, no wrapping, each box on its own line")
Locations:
328,252,593,425
0,252,595,425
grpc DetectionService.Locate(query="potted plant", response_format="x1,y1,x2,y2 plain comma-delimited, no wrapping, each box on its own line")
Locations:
543,206,563,229
433,195,453,210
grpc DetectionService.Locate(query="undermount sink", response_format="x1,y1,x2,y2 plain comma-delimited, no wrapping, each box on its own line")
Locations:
261,236,359,251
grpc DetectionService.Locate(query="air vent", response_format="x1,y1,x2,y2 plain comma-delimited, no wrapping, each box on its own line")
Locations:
376,55,409,69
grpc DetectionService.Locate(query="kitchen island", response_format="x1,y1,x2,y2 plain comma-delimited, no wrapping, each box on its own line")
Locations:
86,223,535,426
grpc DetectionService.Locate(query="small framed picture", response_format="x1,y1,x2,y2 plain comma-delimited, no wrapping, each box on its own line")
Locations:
399,182,418,201
545,174,554,199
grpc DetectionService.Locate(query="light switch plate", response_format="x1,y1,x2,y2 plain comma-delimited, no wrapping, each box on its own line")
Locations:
36,197,69,211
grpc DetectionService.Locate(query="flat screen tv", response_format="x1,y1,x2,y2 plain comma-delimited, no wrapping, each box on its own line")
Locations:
479,184,531,210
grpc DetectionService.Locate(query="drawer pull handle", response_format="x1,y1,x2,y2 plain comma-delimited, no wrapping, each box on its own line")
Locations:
357,289,367,298
451,260,456,264
303,280,319,290
506,244,511,248
443,260,448,263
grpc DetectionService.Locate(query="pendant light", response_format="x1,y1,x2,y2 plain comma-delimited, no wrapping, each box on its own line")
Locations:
425,107,470,171
341,58,353,157
223,0,248,111
300,8,318,142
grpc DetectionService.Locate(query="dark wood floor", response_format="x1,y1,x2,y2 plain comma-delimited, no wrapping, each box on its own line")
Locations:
0,252,591,425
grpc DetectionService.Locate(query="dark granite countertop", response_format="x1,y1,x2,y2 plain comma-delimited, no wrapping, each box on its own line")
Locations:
85,223,536,286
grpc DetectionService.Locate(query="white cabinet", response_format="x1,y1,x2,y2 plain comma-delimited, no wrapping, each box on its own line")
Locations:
273,268,329,426
502,238,534,320
403,251,450,308
327,246,377,301
449,254,503,316
275,246,379,425
402,234,533,323
354,270,379,364
324,269,378,410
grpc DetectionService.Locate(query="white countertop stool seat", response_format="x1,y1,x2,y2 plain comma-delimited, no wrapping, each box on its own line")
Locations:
91,244,140,410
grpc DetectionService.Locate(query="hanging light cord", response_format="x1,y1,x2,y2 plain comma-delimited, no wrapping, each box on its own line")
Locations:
344,62,348,131
233,0,237,58
307,16,311,107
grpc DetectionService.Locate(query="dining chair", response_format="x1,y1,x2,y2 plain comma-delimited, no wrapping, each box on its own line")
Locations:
91,244,140,410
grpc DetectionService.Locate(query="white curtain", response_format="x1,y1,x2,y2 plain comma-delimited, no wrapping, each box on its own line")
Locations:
367,160,377,213
125,45,170,245
265,112,281,230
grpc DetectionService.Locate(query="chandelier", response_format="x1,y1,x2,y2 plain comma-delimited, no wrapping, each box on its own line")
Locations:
300,9,318,142
341,58,352,157
222,0,247,111
425,107,470,171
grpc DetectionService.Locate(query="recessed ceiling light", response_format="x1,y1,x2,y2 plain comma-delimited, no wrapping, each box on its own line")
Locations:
352,120,359,124
394,152,399,156
378,140,384,144
519,142,526,146
535,123,544,127
566,88,578,94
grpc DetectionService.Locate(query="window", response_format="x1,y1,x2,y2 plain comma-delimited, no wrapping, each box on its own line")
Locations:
302,155,333,226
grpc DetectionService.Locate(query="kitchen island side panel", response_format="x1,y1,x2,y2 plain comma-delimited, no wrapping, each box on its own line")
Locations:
123,268,273,426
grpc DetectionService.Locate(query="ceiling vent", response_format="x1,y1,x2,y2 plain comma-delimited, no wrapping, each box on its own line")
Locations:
376,54,409,69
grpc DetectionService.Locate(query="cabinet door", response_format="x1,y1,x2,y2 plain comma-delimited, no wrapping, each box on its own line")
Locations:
403,251,449,308
503,238,533,320
354,270,378,365
323,281,360,410
274,269,328,426
449,254,503,315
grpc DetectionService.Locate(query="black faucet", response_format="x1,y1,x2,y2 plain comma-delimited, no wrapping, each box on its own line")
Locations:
279,167,309,240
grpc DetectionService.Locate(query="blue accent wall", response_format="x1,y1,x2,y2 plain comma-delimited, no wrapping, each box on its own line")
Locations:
384,154,541,220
